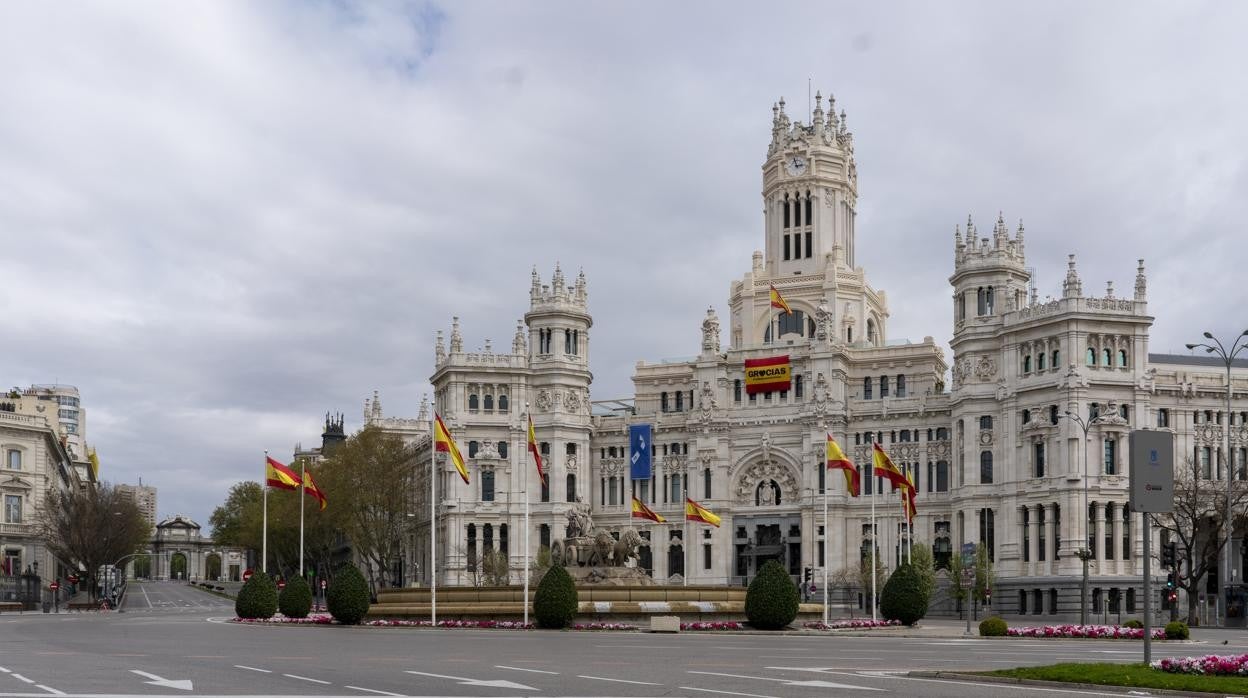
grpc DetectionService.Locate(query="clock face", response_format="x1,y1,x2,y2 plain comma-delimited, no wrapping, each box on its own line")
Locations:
785,155,807,176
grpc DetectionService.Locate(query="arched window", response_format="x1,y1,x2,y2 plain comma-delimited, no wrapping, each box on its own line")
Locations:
468,441,479,458
846,326,853,343
936,427,949,440
483,394,494,411
863,377,873,400
500,524,509,556
896,374,906,397
1102,348,1112,366
539,524,550,550
794,375,804,399
498,394,509,412
880,375,889,397
541,476,550,503
1023,355,1032,373
1118,349,1128,367
1052,350,1060,367
1037,352,1046,371
980,451,994,484
783,193,791,229
566,474,577,502
1086,348,1096,366
497,441,508,459
867,319,878,345
977,287,986,315
468,394,480,411
467,524,477,568
985,286,994,314
980,415,993,430
704,468,712,499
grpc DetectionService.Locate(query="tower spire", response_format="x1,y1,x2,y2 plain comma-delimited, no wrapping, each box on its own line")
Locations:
1134,259,1147,301
1062,255,1083,298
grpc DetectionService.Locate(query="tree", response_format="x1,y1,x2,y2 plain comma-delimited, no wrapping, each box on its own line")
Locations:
857,550,889,611
327,564,371,624
530,546,553,586
947,546,969,616
36,482,150,601
910,543,937,601
829,566,858,617
533,564,577,628
973,545,995,609
1150,456,1248,624
316,427,419,592
880,562,930,626
745,560,800,629
482,549,511,586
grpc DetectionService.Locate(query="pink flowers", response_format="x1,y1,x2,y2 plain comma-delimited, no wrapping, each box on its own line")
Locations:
682,621,746,630
234,614,333,625
803,619,901,630
1005,624,1166,639
572,622,638,631
231,615,534,629
1153,654,1248,675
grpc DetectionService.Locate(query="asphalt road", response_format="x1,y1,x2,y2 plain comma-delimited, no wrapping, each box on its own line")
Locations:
1,581,1243,698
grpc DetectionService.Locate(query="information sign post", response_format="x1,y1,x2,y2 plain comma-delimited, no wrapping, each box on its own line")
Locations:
1130,429,1175,666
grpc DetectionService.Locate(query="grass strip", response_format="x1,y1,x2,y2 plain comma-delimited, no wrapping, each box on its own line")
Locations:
987,662,1248,693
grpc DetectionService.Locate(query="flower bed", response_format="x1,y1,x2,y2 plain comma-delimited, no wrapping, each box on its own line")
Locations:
235,614,332,625
1152,654,1248,675
803,619,902,630
682,621,746,631
232,615,532,629
571,622,638,631
1006,624,1166,639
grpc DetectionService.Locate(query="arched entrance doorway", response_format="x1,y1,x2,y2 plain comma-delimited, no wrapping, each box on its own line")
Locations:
170,552,188,580
133,555,152,579
205,553,222,581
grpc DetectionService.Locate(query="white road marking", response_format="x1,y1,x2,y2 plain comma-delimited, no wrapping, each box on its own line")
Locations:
283,673,331,685
0,668,7,673
405,670,536,691
345,686,404,696
577,675,661,685
689,670,882,691
235,665,272,673
10,675,34,684
496,665,560,674
140,584,152,608
680,687,782,698
36,685,65,696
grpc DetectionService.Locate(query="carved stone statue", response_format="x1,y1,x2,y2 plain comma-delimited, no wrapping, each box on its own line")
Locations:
565,502,594,540
815,302,834,341
701,307,721,353
761,431,772,463
613,529,643,567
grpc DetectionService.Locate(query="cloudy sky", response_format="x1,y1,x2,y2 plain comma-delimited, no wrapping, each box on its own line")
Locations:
4,1,1246,528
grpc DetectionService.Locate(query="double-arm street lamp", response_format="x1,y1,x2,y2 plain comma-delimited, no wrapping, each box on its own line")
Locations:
1186,330,1248,624
1063,409,1104,626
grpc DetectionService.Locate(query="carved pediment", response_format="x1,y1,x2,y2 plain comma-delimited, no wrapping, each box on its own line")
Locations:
0,474,31,490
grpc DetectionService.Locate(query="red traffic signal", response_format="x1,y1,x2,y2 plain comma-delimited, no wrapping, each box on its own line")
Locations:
49,581,60,591
242,569,253,581
277,579,286,590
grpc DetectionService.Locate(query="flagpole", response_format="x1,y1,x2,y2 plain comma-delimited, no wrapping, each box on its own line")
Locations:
822,462,829,625
262,450,269,575
523,408,531,628
870,464,877,622
683,462,689,588
299,458,306,577
430,415,437,626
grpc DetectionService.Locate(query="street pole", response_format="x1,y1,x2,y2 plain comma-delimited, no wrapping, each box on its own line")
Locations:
1064,410,1097,626
1187,330,1248,626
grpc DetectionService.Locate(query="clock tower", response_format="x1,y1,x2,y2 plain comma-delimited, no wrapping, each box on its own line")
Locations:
761,94,858,276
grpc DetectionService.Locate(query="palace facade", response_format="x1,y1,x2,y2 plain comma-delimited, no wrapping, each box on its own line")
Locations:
375,94,1248,619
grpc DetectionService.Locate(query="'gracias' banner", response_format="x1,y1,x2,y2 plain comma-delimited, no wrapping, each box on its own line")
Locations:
744,355,791,395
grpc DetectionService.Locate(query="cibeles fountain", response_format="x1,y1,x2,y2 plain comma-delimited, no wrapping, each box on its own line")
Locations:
549,502,656,586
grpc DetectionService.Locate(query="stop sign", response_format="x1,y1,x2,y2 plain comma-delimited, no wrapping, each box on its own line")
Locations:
49,581,60,591
277,579,286,590
68,574,78,583
242,568,253,582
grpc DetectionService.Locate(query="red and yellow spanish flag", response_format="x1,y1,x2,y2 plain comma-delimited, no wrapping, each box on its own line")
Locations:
685,497,721,527
871,442,911,492
631,496,666,523
901,469,917,522
265,456,301,490
303,468,328,511
769,284,792,314
826,434,860,497
527,414,546,485
744,355,791,395
434,413,470,484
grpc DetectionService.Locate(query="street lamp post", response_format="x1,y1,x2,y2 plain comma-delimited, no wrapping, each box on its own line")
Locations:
1063,409,1102,626
1187,330,1248,626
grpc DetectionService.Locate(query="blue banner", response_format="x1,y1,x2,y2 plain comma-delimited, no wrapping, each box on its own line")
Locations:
629,424,652,480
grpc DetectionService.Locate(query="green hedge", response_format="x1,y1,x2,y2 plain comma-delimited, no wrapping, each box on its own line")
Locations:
235,571,277,619
327,565,370,625
979,616,1007,636
278,575,313,619
1164,620,1190,639
879,563,929,626
533,565,577,629
1123,619,1143,629
745,560,800,630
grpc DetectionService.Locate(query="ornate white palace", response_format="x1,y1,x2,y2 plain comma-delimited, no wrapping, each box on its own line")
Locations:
381,93,1248,619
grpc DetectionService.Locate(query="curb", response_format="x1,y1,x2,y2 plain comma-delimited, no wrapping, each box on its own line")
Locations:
909,671,1230,697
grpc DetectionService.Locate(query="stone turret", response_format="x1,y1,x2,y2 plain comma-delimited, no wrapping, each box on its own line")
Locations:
1062,255,1083,298
1134,259,1147,302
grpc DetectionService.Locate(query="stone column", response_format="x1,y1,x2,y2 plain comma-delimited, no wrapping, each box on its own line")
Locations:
1029,505,1040,573
1093,502,1104,561
1110,504,1122,575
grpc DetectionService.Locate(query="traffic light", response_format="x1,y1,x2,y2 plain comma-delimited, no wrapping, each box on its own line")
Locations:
1166,571,1176,591
1161,541,1177,569
803,567,812,584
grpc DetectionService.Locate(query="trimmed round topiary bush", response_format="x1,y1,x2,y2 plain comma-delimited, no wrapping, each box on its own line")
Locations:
533,564,578,629
278,575,313,619
1164,620,1190,639
745,560,800,630
327,565,371,625
879,562,929,626
1123,619,1143,629
235,571,278,619
979,616,1007,636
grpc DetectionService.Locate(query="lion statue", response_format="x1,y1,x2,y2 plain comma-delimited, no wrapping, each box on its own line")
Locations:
612,528,644,567
585,530,615,567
